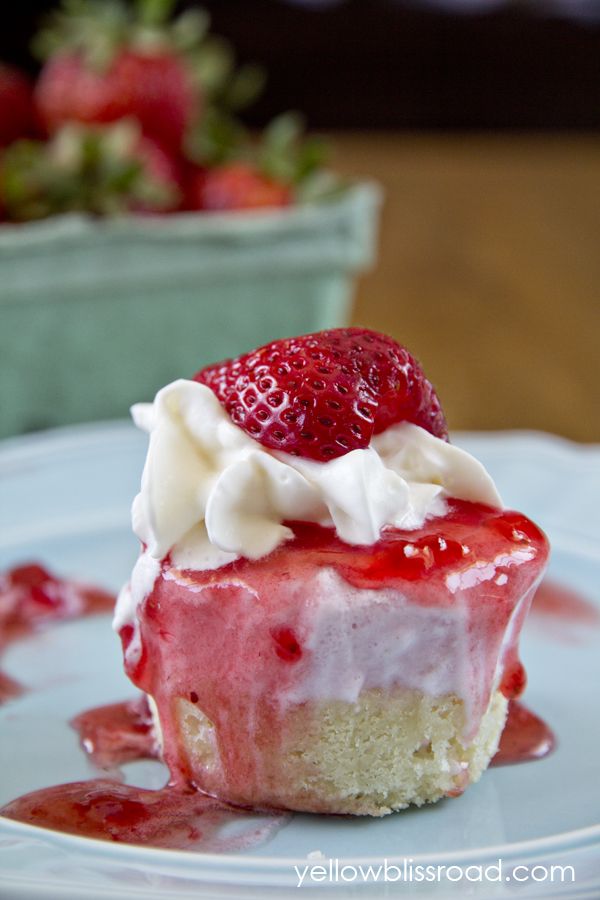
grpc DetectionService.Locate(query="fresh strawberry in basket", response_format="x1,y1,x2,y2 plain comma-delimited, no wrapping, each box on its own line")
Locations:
185,112,330,212
186,162,291,212
33,0,243,154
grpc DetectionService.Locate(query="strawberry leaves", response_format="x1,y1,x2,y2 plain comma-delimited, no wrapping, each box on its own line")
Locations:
1,121,179,221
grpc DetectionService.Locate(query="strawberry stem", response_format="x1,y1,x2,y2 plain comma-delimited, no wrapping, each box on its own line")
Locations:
135,0,178,28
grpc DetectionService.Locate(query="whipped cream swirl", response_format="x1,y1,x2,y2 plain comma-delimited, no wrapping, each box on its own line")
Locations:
129,379,501,569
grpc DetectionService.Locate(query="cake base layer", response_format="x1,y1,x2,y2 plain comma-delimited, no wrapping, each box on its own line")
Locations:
170,687,508,816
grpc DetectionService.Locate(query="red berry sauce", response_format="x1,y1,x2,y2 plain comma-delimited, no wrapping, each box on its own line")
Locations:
0,779,286,851
492,701,556,766
0,562,114,702
70,696,158,770
529,579,600,645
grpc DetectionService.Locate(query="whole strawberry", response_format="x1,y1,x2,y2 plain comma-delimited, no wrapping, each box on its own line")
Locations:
187,161,291,212
33,0,206,153
0,64,38,147
185,113,330,212
195,329,448,462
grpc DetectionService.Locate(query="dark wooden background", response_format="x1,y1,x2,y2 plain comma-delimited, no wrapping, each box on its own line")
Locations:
3,0,600,129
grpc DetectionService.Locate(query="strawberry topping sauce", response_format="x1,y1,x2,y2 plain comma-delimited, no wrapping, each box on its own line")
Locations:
70,696,157,769
0,562,114,701
492,701,556,766
0,779,285,851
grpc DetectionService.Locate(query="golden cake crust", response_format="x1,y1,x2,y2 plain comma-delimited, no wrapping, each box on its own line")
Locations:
168,687,508,816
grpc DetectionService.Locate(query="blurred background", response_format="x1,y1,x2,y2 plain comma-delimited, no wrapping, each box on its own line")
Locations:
1,0,599,441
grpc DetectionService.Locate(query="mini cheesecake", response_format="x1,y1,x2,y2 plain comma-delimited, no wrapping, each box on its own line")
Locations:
116,328,549,816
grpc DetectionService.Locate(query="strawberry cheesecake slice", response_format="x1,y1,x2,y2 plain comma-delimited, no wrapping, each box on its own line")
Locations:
115,329,548,816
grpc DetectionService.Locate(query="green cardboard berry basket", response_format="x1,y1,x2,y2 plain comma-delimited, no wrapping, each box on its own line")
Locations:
0,182,380,438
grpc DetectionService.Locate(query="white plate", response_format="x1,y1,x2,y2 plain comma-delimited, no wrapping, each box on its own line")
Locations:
0,424,599,899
